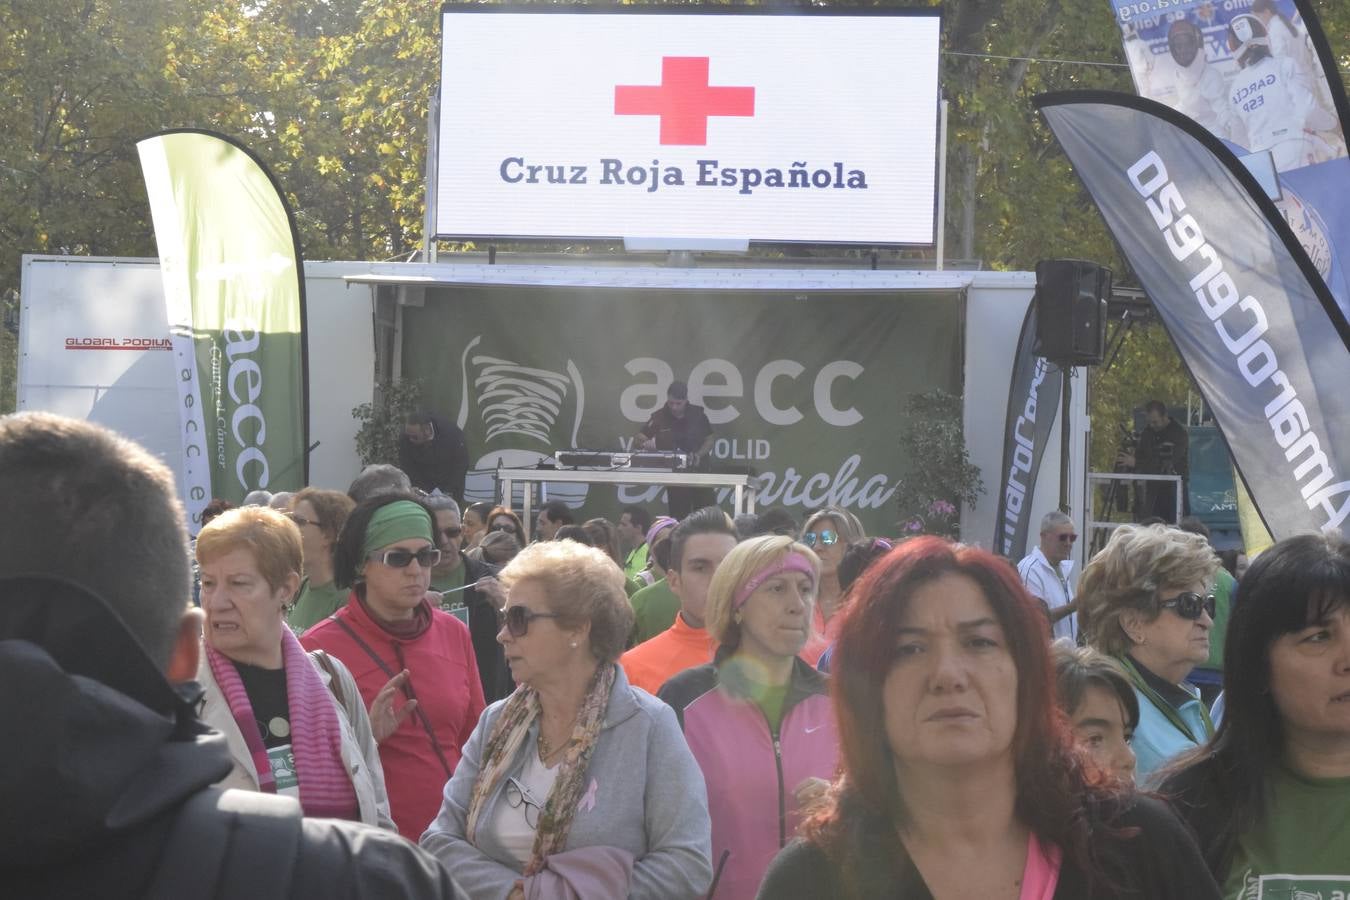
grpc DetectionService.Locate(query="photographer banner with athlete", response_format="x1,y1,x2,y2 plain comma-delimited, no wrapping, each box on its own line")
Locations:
1105,0,1350,322
1039,93,1350,540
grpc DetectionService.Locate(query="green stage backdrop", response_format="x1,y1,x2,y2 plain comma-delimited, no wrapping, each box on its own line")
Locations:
401,287,963,535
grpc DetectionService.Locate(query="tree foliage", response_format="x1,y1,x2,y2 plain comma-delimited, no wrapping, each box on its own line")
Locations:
892,390,985,539
352,376,422,467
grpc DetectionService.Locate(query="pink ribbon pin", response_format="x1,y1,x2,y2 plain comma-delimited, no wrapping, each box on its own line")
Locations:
579,777,599,812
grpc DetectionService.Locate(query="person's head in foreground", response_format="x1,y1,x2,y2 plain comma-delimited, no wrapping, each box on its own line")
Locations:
0,413,456,897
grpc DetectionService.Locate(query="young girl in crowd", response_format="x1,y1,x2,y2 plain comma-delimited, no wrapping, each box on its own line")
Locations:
1051,640,1138,782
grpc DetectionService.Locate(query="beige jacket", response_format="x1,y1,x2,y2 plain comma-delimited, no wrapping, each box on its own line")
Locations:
197,647,396,831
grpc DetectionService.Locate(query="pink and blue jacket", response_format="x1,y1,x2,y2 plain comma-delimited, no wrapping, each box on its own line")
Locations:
659,655,839,900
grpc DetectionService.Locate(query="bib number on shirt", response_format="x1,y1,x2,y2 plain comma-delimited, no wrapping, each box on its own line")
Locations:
267,744,300,794
1242,873,1350,900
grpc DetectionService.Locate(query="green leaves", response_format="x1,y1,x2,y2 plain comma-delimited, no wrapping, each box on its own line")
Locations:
892,390,985,539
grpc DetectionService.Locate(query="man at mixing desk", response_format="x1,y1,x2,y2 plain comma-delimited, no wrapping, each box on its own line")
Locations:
634,380,716,517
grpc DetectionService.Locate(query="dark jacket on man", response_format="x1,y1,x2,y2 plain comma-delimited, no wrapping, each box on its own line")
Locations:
1135,417,1190,521
0,575,462,900
459,552,514,704
398,414,470,504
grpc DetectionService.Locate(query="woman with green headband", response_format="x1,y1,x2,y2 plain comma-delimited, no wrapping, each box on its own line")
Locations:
302,493,486,840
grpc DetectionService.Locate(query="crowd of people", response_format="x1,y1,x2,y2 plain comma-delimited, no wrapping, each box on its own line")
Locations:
4,410,1348,898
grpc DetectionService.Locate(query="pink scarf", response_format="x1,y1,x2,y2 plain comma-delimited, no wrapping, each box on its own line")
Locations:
206,627,359,820
1019,832,1062,900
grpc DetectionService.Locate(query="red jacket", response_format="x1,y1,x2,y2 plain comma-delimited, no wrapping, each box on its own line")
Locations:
301,595,485,840
659,655,839,900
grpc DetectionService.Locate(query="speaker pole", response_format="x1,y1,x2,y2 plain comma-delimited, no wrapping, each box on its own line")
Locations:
1059,365,1072,515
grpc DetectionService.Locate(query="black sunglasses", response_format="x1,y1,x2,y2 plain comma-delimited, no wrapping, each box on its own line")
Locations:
1159,591,1216,620
286,512,322,529
490,522,518,533
498,604,562,637
368,547,442,569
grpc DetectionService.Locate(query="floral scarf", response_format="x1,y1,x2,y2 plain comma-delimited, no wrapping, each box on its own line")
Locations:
466,662,617,875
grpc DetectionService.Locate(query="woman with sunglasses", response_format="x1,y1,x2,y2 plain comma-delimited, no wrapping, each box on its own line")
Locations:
1159,533,1350,894
422,539,713,899
798,507,866,665
1080,524,1220,781
285,487,355,633
487,507,528,548
302,493,485,840
196,506,394,829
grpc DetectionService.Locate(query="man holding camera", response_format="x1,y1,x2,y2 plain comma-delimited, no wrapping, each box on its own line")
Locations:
1118,399,1189,523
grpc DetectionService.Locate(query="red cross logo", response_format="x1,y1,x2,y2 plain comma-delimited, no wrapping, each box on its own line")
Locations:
614,57,755,146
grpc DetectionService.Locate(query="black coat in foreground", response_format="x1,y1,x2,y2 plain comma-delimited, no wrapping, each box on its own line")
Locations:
0,575,463,900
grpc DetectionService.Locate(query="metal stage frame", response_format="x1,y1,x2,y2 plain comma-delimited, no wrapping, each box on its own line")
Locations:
496,467,760,541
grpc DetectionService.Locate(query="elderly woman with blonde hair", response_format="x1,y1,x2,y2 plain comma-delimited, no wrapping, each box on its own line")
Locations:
421,539,712,899
195,506,394,829
1080,523,1220,780
660,534,838,900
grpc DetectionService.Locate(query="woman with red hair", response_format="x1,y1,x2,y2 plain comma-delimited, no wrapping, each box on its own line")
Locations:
757,537,1219,899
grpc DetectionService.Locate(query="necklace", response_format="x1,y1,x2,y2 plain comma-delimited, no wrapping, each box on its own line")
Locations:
536,728,567,762
537,707,580,762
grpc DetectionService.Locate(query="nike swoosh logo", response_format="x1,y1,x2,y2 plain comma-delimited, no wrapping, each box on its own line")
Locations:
804,724,824,734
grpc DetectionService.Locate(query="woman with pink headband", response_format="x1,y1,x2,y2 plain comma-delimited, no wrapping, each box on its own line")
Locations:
659,535,840,900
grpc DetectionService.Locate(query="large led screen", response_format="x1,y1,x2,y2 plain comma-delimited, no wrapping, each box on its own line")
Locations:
435,7,941,245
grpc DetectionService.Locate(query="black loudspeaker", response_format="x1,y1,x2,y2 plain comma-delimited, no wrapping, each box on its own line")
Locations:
1033,259,1111,365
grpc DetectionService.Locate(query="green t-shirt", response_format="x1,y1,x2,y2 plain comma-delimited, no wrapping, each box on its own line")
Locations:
287,578,347,634
721,655,791,731
629,578,679,644
624,543,650,582
1223,764,1350,899
753,682,789,734
430,563,466,595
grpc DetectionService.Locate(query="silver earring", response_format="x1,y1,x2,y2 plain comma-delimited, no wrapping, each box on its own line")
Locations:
570,641,578,649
